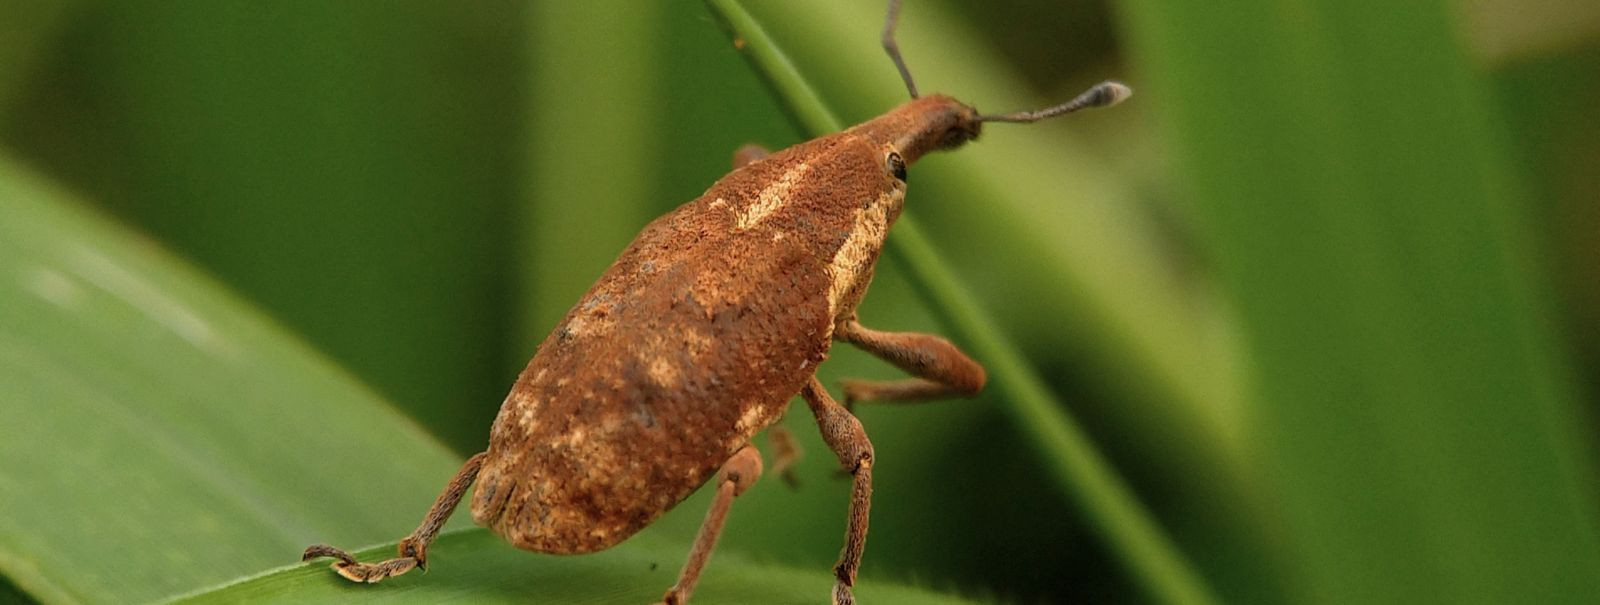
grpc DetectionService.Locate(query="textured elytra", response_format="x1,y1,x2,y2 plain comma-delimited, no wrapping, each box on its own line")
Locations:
470,96,981,554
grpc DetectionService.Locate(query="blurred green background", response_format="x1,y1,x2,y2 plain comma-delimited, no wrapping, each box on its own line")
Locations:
2,0,1600,603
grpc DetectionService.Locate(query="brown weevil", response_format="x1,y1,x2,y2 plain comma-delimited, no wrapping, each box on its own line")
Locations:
301,1,1130,603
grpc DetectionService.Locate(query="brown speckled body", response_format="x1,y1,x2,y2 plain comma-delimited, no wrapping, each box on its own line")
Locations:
298,9,1130,599
470,96,980,553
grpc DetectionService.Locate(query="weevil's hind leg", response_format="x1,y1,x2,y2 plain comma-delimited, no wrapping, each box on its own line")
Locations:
732,144,770,169
302,452,486,583
803,377,874,605
657,445,763,605
767,423,804,488
834,317,987,411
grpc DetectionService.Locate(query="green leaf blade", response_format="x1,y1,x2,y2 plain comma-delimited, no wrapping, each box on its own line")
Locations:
0,156,468,604
1116,0,1600,601
174,529,978,605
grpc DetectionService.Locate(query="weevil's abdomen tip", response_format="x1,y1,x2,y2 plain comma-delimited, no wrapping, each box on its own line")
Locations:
1098,81,1133,107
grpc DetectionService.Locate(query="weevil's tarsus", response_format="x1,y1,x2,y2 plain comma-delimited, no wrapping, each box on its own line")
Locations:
301,548,419,583
657,445,764,605
767,424,804,489
882,0,919,99
300,544,357,566
980,80,1134,123
302,452,487,583
802,378,874,605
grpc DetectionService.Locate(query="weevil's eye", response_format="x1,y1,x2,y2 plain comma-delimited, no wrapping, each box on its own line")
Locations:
887,151,907,182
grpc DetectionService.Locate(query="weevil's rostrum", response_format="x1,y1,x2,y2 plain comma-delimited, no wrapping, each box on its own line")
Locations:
301,3,1128,603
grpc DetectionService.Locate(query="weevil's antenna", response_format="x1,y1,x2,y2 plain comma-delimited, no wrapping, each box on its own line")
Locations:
882,1,1129,116
980,81,1133,123
882,0,919,99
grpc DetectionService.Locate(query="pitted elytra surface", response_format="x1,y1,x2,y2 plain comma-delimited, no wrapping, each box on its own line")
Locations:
470,120,910,553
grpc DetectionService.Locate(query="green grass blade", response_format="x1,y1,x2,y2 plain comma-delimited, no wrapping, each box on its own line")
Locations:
703,2,1218,604
170,528,977,605
1116,0,1600,601
0,154,469,603
0,577,35,605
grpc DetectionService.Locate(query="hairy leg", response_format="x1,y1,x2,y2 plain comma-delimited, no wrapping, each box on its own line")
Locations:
835,317,986,410
657,445,763,605
803,377,874,605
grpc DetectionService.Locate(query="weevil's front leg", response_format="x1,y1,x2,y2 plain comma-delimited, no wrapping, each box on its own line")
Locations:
803,377,874,605
732,144,770,169
835,317,987,410
657,445,763,605
302,452,486,583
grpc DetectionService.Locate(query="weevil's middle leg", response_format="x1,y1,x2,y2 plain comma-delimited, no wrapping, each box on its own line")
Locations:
835,317,987,410
803,377,874,605
302,452,486,583
767,423,803,488
657,445,763,605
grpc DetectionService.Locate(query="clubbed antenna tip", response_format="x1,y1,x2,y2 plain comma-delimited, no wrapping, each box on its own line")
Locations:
980,81,1133,124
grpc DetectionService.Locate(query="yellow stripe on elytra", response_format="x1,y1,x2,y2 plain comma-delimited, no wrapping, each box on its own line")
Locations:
826,190,897,316
735,163,811,230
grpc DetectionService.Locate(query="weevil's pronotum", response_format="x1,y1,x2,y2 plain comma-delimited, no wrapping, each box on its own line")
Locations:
302,2,1130,603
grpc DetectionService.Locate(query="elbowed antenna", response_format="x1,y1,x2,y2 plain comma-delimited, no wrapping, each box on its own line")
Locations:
879,1,1131,123
980,81,1133,123
882,0,919,99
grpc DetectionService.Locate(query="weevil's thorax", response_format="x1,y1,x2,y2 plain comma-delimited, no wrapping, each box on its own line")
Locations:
695,127,914,320
697,95,980,260
693,96,980,321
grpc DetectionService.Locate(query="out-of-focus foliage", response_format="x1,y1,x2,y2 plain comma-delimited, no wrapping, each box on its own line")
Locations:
1,0,1598,603
1116,0,1600,601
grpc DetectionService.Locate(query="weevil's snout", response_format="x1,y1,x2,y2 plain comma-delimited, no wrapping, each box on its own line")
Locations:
854,95,982,165
931,105,982,152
